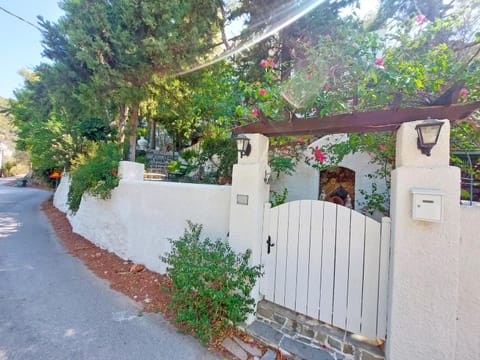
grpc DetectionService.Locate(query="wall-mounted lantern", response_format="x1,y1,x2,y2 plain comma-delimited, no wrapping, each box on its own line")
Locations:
236,134,251,158
415,119,444,156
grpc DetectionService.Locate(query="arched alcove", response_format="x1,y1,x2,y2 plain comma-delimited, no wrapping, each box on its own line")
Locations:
320,167,355,208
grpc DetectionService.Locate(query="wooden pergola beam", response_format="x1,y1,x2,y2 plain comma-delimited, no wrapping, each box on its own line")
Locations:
232,101,480,137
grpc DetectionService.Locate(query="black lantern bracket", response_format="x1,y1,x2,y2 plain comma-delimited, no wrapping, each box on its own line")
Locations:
415,119,444,156
236,134,252,158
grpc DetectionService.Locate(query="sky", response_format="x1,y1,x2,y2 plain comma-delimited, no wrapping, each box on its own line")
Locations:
0,0,379,100
0,1,64,99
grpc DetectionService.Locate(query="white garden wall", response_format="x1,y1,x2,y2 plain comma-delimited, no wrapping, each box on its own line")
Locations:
456,204,480,360
54,173,231,274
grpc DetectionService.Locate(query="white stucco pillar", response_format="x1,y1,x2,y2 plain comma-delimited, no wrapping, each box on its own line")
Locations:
228,134,270,308
386,120,461,360
118,161,144,181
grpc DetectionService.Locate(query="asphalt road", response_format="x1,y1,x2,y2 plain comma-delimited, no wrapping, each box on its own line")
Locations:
0,184,221,360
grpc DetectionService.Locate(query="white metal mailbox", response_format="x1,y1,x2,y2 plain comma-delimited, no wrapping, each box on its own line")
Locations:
411,188,444,222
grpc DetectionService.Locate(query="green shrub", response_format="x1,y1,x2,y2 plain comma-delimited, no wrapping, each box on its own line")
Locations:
271,188,288,207
162,221,263,344
67,142,121,212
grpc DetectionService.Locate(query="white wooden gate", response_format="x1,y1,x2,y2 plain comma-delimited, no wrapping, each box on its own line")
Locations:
260,200,391,340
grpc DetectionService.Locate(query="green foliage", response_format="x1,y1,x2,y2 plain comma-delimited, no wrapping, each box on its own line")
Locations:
167,160,184,174
270,156,296,178
267,138,307,181
199,136,237,179
76,118,113,142
162,222,263,344
271,188,288,207
167,149,200,178
68,143,121,212
359,181,390,216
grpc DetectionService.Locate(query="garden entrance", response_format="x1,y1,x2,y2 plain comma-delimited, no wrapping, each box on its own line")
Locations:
259,200,391,340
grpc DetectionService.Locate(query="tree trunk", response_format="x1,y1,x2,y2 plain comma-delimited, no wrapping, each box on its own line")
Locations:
118,104,129,145
128,102,140,161
150,119,156,150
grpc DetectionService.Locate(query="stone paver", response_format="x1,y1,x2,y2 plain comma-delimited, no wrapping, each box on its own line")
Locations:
222,337,248,360
280,337,339,360
232,336,263,357
247,320,283,347
260,349,277,360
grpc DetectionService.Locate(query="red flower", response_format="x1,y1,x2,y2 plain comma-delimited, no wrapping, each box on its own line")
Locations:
258,88,267,96
267,58,276,68
416,14,426,24
460,88,469,97
374,58,384,68
324,85,331,92
314,147,326,163
379,145,386,151
252,107,259,116
260,59,268,68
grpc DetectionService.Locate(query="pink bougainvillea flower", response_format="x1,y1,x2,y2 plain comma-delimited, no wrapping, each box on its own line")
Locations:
314,148,326,163
260,59,268,68
252,107,259,116
374,58,384,68
258,88,267,96
379,145,386,151
311,107,318,114
460,88,469,97
267,58,276,68
324,85,331,92
416,14,426,24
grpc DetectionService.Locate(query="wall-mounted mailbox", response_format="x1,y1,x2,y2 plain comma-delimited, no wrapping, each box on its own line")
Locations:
411,188,444,222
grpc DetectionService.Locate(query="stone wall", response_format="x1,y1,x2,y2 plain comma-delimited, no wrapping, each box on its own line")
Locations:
255,300,384,360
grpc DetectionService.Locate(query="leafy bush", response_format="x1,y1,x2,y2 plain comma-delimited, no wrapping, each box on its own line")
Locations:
270,155,296,178
271,188,288,207
199,136,237,179
162,222,263,344
76,117,113,142
67,142,121,212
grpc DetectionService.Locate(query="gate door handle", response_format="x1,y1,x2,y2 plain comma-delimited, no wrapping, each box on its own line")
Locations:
266,236,275,254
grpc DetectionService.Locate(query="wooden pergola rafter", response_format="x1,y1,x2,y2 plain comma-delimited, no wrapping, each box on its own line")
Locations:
232,101,480,137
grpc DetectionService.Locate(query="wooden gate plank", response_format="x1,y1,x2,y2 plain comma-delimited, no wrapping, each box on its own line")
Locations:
346,210,366,335
333,206,351,329
296,201,312,314
261,204,278,302
274,204,290,306
307,201,324,319
361,217,382,339
319,202,337,324
285,201,300,310
377,217,391,340
259,203,270,298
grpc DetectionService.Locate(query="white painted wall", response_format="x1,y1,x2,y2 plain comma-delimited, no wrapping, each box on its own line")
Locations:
54,173,231,274
271,161,319,201
229,134,271,322
271,134,388,212
387,120,461,360
456,204,480,360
